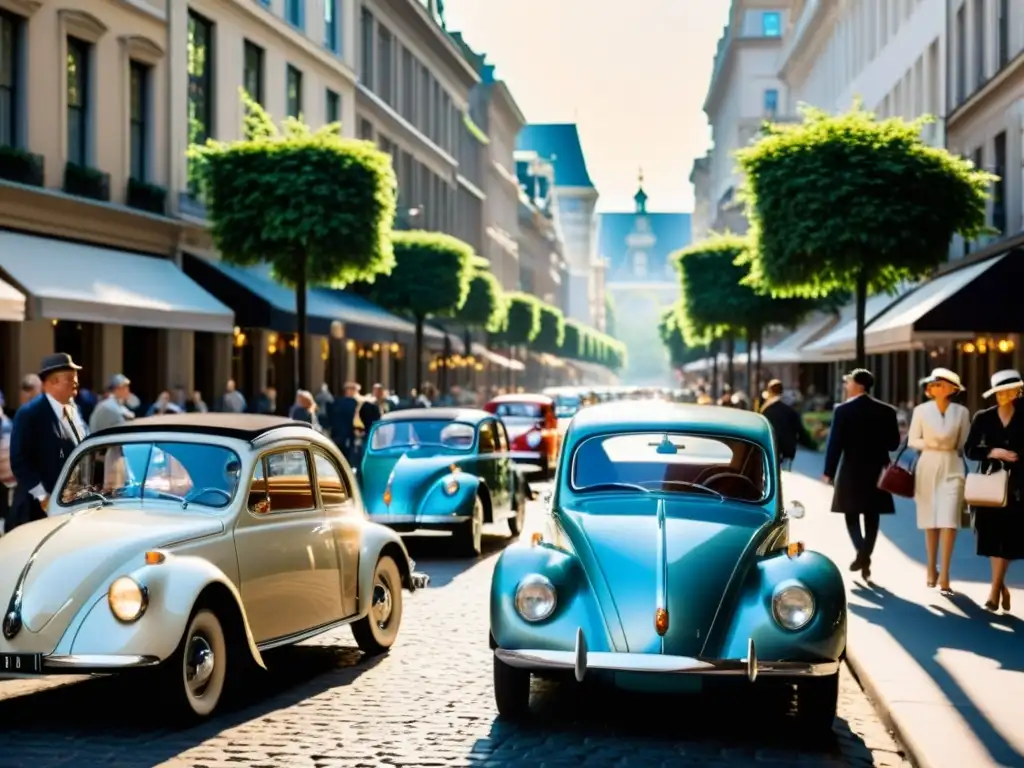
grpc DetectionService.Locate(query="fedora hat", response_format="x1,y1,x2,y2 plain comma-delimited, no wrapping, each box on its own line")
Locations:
919,367,964,391
38,352,82,379
983,369,1024,399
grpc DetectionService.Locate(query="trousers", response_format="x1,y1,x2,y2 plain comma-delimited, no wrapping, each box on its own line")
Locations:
845,511,880,559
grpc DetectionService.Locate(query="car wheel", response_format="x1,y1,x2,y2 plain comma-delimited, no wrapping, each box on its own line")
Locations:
493,654,531,719
163,608,229,719
452,494,484,557
793,671,839,734
508,489,526,537
351,555,404,655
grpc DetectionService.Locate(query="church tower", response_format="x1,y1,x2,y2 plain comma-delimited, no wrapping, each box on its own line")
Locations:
624,169,656,278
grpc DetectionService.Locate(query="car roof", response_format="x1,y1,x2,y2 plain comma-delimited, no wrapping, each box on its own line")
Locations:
488,393,554,404
567,401,774,445
379,407,492,425
83,414,314,442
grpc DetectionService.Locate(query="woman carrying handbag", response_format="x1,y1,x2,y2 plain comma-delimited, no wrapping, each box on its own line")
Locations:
908,369,971,595
964,370,1024,612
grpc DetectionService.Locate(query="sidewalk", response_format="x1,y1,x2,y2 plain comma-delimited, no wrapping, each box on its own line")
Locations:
786,451,1024,768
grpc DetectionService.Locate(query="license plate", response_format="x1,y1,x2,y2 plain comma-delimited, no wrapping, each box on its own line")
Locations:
0,653,42,673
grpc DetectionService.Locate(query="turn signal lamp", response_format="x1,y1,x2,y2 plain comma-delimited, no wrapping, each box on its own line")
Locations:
383,488,392,506
530,532,543,546
144,551,165,566
654,608,670,636
444,479,459,495
787,542,805,558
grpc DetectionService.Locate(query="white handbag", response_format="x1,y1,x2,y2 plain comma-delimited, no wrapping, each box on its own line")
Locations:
964,461,1009,508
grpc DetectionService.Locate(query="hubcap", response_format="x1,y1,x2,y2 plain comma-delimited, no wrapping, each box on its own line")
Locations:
185,634,215,694
371,579,393,629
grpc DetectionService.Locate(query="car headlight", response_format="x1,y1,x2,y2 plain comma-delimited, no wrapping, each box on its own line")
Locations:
443,477,459,495
772,583,815,630
108,576,148,623
526,431,542,448
514,574,556,622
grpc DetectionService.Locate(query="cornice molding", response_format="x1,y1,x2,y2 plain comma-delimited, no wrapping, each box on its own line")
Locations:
119,34,164,64
58,9,109,42
0,0,41,16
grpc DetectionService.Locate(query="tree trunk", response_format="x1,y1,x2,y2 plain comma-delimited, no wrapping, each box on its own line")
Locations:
414,315,425,392
710,340,718,396
295,260,310,391
755,329,764,400
855,268,868,369
744,328,754,396
725,332,736,390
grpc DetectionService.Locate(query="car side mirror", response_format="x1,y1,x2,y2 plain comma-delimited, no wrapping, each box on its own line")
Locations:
785,501,805,520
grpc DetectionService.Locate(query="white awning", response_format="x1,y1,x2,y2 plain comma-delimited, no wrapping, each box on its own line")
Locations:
857,256,1003,353
0,276,25,321
0,231,234,333
801,284,915,358
471,343,525,371
758,312,839,364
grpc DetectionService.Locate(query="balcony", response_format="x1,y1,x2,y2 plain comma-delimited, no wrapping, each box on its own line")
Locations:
126,178,168,216
63,162,110,202
0,146,44,187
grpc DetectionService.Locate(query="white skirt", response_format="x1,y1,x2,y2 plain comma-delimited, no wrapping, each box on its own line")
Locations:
914,450,964,530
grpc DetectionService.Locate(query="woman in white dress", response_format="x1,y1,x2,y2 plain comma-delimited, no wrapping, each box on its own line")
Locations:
908,368,971,595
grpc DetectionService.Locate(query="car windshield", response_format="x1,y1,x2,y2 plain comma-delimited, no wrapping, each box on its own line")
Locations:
554,396,581,417
571,432,769,503
493,402,543,419
370,420,476,452
59,441,243,509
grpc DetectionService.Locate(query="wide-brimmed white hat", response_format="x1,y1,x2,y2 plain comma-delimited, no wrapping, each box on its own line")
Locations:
983,369,1024,398
919,367,964,391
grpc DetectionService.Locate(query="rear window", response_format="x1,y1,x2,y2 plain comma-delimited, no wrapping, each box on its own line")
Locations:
493,402,543,419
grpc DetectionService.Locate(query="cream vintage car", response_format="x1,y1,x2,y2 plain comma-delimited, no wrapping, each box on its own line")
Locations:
0,414,429,718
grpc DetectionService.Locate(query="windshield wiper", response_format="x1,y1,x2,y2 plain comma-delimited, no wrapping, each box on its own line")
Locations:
579,481,651,493
647,480,725,500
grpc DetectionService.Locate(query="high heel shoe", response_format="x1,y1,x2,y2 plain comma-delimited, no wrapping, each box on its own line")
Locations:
984,599,999,611
926,570,938,588
1002,586,1011,612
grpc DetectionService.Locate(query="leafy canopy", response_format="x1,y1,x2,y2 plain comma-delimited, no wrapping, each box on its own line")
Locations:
455,268,506,332
658,303,701,367
501,293,541,345
190,90,397,286
673,233,750,345
734,102,995,297
532,304,566,354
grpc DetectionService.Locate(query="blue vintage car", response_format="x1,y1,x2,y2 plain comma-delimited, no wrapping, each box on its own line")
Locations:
489,401,846,731
361,408,529,557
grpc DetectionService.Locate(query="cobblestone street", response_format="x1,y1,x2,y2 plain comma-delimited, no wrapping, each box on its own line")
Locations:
0,487,910,768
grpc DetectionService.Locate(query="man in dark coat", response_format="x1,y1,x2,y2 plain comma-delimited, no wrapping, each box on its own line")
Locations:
329,382,360,465
760,379,814,469
7,353,88,532
823,368,901,580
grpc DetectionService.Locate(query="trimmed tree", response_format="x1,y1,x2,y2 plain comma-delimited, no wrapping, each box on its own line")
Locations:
563,320,582,360
453,266,506,358
500,293,542,347
604,293,616,337
357,230,474,388
736,103,994,366
532,304,566,355
191,91,396,390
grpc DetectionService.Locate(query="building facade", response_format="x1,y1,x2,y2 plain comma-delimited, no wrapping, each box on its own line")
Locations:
599,178,691,385
515,152,567,309
516,123,600,328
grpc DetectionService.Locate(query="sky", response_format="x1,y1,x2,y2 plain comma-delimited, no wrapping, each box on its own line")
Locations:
442,0,731,213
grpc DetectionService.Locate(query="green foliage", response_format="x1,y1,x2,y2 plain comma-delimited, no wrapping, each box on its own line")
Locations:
604,293,616,337
735,102,995,299
501,293,542,345
455,268,506,332
562,320,582,359
190,90,397,287
658,303,703,368
532,304,566,354
362,230,474,320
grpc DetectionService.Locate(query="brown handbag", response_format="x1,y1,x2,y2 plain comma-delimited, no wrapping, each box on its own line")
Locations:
877,441,916,498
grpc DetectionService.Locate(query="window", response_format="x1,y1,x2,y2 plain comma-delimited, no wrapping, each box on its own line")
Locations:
369,419,476,451
286,65,302,118
360,8,374,88
495,422,509,452
243,40,264,104
441,92,450,151
955,7,966,103
974,0,985,87
761,11,781,37
129,61,149,181
763,88,778,117
313,453,348,507
252,450,314,512
0,10,22,147
326,88,340,124
285,0,304,30
66,37,90,166
419,65,430,134
378,134,392,156
999,0,1010,67
377,25,393,104
187,11,214,191
324,0,339,52
478,422,498,453
359,118,373,140
431,79,441,143
401,48,415,119
993,132,1006,233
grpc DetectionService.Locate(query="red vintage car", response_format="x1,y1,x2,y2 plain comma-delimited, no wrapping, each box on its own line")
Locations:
483,394,560,478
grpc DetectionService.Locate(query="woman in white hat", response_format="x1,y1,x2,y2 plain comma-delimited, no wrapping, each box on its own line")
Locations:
964,369,1024,612
908,368,972,595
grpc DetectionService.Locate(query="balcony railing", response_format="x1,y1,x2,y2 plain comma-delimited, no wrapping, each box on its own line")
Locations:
0,145,44,187
63,162,110,202
126,177,168,216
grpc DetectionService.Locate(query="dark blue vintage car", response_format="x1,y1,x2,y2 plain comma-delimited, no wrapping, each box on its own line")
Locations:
360,409,529,557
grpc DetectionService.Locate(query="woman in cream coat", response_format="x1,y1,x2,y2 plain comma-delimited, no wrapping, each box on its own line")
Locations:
908,368,972,595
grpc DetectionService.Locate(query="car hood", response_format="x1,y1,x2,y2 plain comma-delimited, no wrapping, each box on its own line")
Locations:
0,506,224,637
561,497,771,657
361,451,471,512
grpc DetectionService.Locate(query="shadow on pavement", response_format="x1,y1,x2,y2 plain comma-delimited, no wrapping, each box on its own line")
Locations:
0,643,385,767
850,582,1024,766
404,529,520,588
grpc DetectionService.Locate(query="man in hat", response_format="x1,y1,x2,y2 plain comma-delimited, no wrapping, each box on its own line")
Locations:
822,368,901,580
89,373,134,433
7,353,88,531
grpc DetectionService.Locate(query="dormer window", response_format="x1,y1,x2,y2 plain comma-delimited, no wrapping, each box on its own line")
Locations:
762,11,781,37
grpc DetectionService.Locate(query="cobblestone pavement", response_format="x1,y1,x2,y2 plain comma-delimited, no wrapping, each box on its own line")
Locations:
0,488,911,768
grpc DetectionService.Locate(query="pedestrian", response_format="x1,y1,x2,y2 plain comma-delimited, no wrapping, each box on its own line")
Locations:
822,368,901,580
329,382,360,465
760,379,813,471
220,379,247,413
907,368,971,595
7,353,88,532
0,391,14,534
964,369,1024,613
18,374,40,408
89,374,135,433
289,389,320,430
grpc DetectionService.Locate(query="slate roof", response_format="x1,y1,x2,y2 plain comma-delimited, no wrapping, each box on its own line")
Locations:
598,211,692,284
516,124,595,188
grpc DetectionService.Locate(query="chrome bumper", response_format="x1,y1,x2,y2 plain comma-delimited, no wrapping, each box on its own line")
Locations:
496,629,838,683
509,451,543,462
44,654,160,670
370,513,470,525
410,572,431,590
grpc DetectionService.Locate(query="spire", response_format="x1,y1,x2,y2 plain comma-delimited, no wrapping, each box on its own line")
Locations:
634,167,648,215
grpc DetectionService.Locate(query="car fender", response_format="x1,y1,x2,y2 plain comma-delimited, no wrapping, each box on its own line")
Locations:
355,522,415,617
416,472,480,517
68,552,265,669
489,542,610,653
709,549,847,662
